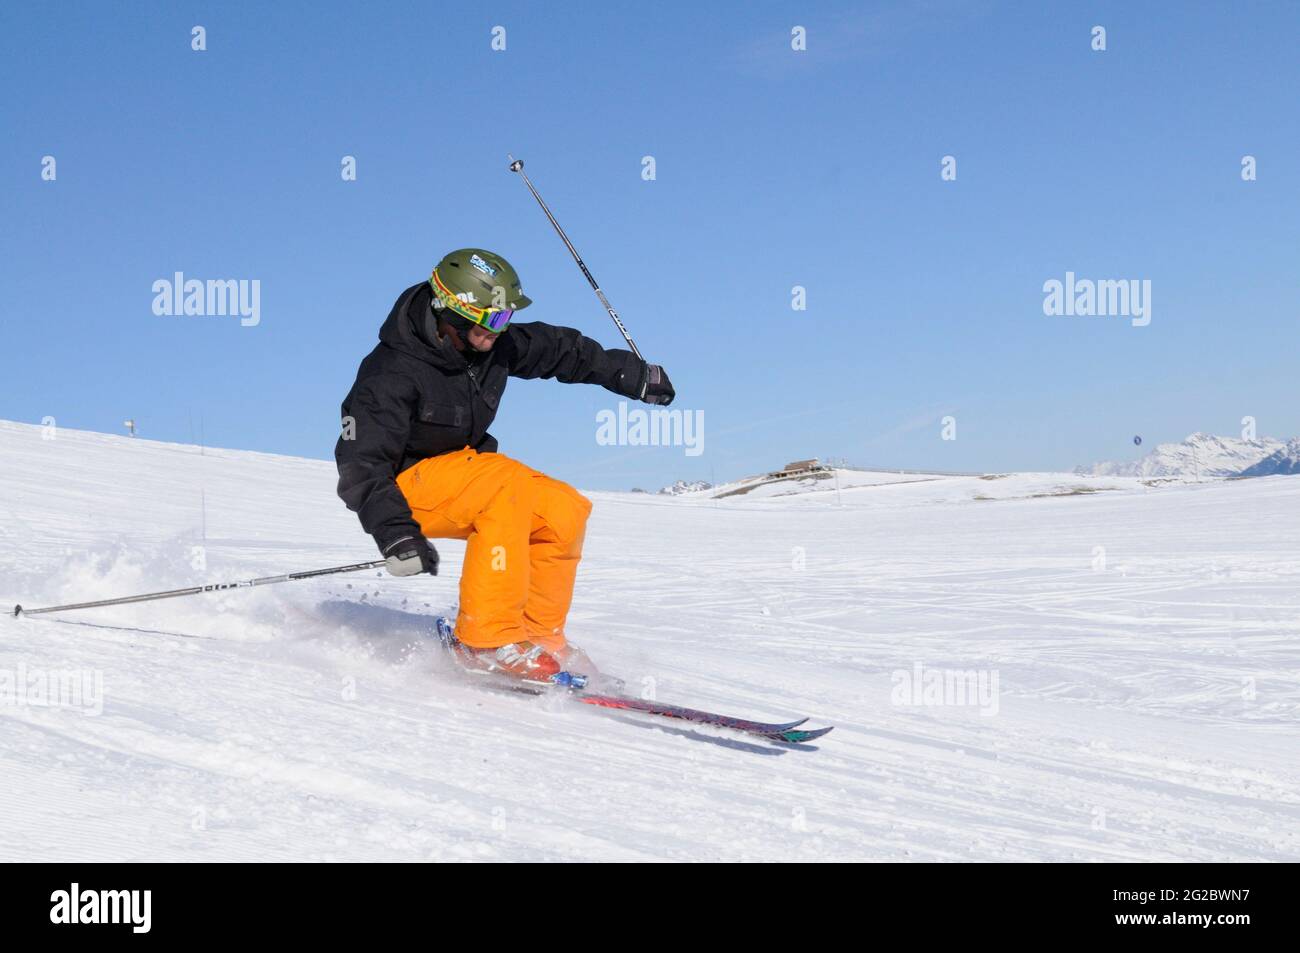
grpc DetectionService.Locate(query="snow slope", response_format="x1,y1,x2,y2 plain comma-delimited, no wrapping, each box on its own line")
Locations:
2,419,1298,861
698,466,958,501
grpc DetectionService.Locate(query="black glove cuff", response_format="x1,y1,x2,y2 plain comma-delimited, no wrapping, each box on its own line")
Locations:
380,534,416,557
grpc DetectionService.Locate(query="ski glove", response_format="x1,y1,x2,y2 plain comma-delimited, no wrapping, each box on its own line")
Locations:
639,364,675,406
382,536,439,577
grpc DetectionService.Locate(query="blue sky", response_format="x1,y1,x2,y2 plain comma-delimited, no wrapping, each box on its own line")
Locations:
3,1,1298,490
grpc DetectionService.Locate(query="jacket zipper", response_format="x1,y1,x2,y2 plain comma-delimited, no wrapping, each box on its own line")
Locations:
465,365,479,438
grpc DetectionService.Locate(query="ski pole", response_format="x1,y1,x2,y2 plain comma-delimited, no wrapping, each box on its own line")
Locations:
506,155,644,362
11,559,387,618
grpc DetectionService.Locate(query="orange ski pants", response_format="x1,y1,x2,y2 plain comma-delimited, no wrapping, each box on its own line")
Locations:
395,448,591,653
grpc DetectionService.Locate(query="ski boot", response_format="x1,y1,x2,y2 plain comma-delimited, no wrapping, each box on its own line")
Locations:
435,617,587,689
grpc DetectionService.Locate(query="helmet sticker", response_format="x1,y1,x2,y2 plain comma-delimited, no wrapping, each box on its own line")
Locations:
469,254,497,277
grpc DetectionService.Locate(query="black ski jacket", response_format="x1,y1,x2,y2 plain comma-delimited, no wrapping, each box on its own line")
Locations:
335,281,647,553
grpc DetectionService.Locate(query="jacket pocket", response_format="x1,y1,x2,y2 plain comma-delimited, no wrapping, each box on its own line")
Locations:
417,402,466,428
410,402,471,460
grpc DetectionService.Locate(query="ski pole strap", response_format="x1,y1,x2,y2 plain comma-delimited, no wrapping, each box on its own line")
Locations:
11,559,388,618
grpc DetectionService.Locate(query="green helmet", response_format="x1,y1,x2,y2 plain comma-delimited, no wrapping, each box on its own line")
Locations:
430,248,532,330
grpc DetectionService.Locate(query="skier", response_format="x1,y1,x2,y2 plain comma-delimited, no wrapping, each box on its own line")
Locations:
335,249,674,680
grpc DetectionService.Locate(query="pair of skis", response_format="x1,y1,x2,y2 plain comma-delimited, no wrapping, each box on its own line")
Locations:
434,618,833,746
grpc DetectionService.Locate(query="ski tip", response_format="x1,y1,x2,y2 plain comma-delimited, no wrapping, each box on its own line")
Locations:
773,725,834,745
770,717,809,733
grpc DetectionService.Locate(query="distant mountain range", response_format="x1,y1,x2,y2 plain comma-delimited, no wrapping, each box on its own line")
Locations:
1238,437,1300,476
1077,432,1299,479
658,479,713,495
655,434,1300,493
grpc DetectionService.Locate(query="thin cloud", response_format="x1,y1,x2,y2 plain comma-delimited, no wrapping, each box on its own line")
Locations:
724,0,992,75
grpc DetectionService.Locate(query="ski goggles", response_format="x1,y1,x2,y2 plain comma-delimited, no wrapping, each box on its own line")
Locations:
430,270,515,333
